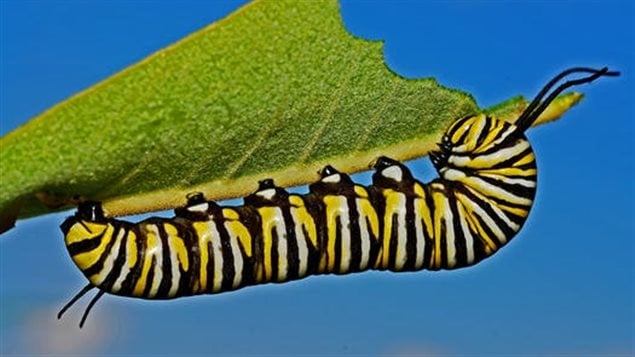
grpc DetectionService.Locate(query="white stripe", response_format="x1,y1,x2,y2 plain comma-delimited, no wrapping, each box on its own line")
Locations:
458,191,508,245
93,228,126,286
210,221,224,292
271,207,288,282
413,199,426,270
394,193,408,271
466,185,521,235
442,198,457,269
450,141,529,168
290,208,309,277
457,204,475,265
225,226,244,288
479,173,536,188
453,117,485,153
168,236,181,297
187,203,209,212
465,175,533,206
322,174,341,183
356,199,371,270
382,166,403,182
112,231,132,293
334,198,352,273
147,225,163,298
257,188,276,200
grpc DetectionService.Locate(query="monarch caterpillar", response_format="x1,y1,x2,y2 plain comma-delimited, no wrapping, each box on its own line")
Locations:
59,67,618,327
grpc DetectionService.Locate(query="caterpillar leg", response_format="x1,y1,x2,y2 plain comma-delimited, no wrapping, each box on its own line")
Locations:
57,283,106,328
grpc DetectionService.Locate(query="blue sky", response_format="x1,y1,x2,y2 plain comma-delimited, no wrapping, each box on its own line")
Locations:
1,1,633,355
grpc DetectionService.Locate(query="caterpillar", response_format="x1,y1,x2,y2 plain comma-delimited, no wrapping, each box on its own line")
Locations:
58,67,618,327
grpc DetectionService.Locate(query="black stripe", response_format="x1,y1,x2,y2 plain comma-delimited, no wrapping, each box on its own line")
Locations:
101,226,129,292
477,130,518,156
489,146,534,169
451,191,489,263
142,255,156,298
120,224,145,296
365,215,380,270
82,225,120,278
421,184,435,270
301,224,317,277
216,216,236,291
229,214,254,288
302,193,325,275
347,195,362,273
403,192,417,271
156,224,173,298
388,214,399,271
176,221,200,297
366,185,386,270
281,204,299,280
237,205,263,284
475,118,492,148
448,193,467,268
67,234,104,256
455,124,472,145
476,174,536,200
459,186,516,244
477,188,533,209
332,216,342,274
499,207,527,227
206,240,215,293
457,186,508,250
484,173,537,181
440,216,450,270
270,226,279,281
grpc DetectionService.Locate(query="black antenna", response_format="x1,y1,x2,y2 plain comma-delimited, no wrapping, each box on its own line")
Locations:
57,284,105,328
58,284,94,320
515,67,619,132
79,289,106,328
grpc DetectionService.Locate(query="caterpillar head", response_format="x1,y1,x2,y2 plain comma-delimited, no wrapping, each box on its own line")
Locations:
429,114,534,181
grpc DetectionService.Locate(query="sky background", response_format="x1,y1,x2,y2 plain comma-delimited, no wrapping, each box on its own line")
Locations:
1,1,633,355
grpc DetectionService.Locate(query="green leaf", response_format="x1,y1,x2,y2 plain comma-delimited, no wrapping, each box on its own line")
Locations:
0,0,580,233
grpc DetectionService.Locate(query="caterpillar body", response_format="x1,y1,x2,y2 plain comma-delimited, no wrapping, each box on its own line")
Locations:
58,67,618,327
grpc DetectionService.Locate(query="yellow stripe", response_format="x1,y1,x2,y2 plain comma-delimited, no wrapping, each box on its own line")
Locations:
127,230,138,269
476,123,506,153
497,203,529,219
223,208,252,257
133,225,160,296
225,220,252,257
358,197,379,239
381,188,402,269
72,224,116,271
65,221,107,245
355,185,379,238
514,152,536,166
413,183,434,242
165,224,189,271
455,193,498,254
323,195,345,272
289,195,318,248
431,186,447,269
222,208,240,220
258,206,279,281
479,167,537,177
353,185,368,198
192,221,210,293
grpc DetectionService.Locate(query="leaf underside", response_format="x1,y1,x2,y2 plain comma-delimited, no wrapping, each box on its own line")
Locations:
0,0,581,233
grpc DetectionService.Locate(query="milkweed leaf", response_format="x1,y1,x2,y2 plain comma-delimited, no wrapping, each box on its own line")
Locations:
0,0,579,233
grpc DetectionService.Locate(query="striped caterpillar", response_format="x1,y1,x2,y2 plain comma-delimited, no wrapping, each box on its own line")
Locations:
58,67,618,327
